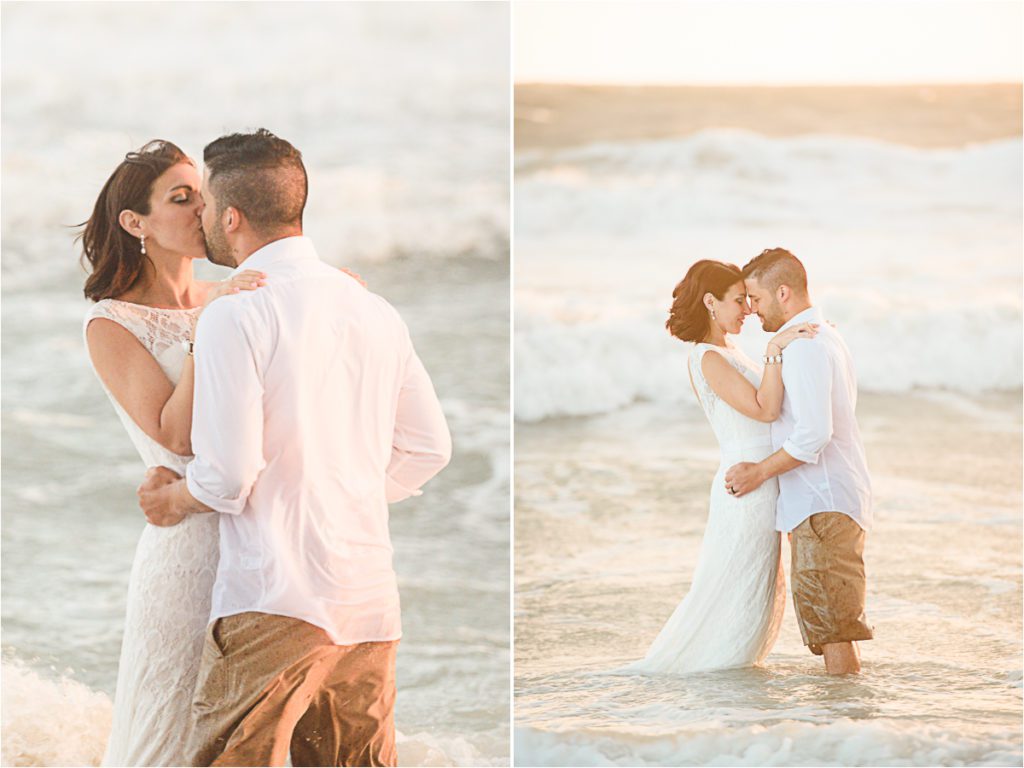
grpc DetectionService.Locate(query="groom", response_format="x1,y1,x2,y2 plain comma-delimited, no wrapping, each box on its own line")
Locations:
724,248,873,676
138,129,452,765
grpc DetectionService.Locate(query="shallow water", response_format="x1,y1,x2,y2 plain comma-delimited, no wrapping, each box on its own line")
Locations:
514,394,1022,766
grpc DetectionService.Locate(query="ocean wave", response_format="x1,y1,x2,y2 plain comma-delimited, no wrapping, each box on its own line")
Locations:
1,660,111,767
515,130,1021,422
514,719,1022,767
0,659,505,767
514,299,1022,422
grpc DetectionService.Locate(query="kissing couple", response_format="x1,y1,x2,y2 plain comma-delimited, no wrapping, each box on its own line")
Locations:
624,248,874,677
83,129,452,765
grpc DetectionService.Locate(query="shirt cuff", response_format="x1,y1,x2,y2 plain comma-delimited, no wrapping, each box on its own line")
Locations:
385,474,423,504
782,440,821,465
185,462,248,515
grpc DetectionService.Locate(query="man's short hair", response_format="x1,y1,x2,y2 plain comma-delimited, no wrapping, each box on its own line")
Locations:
203,129,307,234
741,248,808,295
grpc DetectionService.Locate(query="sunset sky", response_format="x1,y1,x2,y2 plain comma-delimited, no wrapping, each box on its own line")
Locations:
515,0,1023,85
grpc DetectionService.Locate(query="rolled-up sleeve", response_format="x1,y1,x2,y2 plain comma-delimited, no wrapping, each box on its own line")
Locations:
781,340,833,464
386,346,452,504
185,301,266,515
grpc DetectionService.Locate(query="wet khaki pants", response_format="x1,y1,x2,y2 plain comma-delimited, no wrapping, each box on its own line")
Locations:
186,612,398,767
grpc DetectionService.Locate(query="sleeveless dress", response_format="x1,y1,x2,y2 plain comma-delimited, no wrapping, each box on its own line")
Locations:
625,341,786,674
84,299,219,767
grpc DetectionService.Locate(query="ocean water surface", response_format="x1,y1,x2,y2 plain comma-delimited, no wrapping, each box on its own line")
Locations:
514,117,1022,765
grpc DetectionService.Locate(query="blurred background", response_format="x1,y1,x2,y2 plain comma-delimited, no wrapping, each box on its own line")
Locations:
513,1,1022,766
1,3,509,766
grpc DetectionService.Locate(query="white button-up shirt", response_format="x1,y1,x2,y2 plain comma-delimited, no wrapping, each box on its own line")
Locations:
185,236,451,644
771,306,872,533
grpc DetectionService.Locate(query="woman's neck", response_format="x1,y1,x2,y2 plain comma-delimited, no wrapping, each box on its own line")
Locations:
702,323,728,347
121,251,202,308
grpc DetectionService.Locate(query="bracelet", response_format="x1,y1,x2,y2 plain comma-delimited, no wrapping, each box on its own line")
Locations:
762,352,783,365
181,338,194,357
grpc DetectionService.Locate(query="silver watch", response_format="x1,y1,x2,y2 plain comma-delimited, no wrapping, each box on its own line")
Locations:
762,352,783,365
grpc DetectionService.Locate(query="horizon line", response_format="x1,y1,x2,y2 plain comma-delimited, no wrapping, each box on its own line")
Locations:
515,80,1024,89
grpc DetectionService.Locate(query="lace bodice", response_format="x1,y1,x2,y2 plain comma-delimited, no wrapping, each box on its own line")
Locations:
83,299,202,472
688,342,773,462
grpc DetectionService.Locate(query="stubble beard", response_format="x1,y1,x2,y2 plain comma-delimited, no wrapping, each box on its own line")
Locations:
759,305,785,333
203,225,234,268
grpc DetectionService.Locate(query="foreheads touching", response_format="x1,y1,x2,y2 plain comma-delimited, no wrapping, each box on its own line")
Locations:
741,248,808,308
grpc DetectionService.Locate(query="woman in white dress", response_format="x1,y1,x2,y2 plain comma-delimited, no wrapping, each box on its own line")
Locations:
625,259,816,675
80,140,266,766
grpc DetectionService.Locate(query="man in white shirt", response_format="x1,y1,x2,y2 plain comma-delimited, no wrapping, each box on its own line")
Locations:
724,248,873,676
138,129,451,765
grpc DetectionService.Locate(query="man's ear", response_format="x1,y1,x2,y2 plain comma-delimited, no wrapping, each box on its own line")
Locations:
118,209,143,238
777,285,790,304
223,206,243,234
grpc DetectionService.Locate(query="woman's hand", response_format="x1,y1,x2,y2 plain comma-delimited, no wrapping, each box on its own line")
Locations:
340,267,367,288
201,270,267,312
768,322,819,353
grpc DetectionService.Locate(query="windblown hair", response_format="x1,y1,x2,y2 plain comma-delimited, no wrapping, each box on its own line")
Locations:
666,260,743,342
741,247,808,296
203,129,307,234
77,140,191,302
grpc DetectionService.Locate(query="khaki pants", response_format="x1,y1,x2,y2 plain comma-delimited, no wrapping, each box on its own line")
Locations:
186,612,398,767
791,512,874,655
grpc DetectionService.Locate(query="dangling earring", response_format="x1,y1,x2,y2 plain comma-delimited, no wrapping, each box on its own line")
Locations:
709,306,716,320
140,235,146,255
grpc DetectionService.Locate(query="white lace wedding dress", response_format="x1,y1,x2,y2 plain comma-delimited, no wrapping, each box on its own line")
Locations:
625,341,786,674
84,299,219,767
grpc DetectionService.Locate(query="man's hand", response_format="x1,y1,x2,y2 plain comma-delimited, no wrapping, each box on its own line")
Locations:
138,466,188,527
724,462,766,498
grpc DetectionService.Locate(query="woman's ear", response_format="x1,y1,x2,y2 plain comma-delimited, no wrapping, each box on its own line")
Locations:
118,209,142,238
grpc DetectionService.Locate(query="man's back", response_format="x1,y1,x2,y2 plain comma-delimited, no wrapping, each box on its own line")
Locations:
187,236,451,644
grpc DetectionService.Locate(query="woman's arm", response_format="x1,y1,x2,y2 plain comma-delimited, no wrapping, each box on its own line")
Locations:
87,319,196,455
85,270,266,456
700,322,818,423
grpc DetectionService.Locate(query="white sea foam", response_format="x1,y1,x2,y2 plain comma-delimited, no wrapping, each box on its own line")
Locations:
515,132,1022,421
1,660,112,767
0,660,500,767
514,720,1023,767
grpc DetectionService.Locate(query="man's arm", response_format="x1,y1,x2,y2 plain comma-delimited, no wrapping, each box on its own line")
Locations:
139,302,266,525
725,447,805,497
138,466,213,527
386,345,452,503
726,340,832,497
185,300,266,515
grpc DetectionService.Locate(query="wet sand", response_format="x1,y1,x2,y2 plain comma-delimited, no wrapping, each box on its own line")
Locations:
515,83,1022,150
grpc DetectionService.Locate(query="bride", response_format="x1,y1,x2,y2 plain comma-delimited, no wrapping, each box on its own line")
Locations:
79,140,267,766
625,259,816,674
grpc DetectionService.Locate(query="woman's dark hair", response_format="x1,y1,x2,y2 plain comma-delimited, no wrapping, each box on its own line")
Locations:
77,140,191,302
666,260,743,342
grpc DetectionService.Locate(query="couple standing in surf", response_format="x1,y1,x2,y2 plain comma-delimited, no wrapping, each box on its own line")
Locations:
623,248,874,677
82,130,451,766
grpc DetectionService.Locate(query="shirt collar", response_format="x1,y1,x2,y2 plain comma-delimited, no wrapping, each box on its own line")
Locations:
232,235,318,275
779,305,821,332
